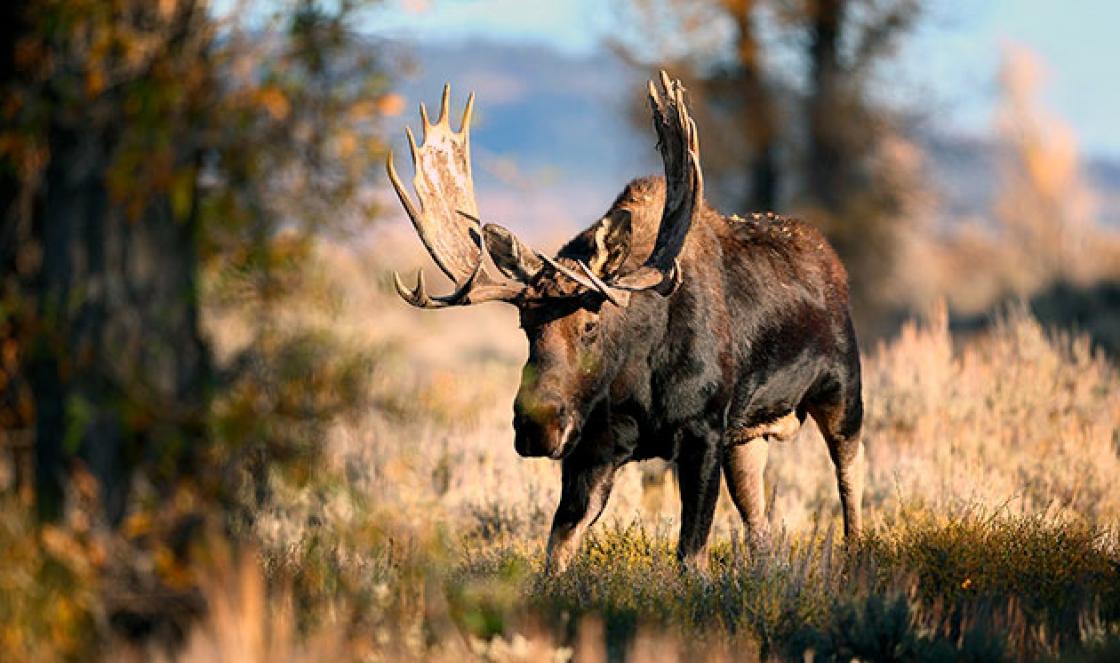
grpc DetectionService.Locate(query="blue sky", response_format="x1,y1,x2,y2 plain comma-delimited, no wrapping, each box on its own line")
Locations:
367,0,1120,158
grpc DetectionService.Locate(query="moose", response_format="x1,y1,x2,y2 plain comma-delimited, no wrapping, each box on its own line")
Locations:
387,72,865,572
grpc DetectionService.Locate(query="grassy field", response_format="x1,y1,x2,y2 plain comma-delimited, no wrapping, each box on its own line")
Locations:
4,238,1120,662
202,241,1120,662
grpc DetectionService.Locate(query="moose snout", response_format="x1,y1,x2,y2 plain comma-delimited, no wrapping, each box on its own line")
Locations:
513,400,581,459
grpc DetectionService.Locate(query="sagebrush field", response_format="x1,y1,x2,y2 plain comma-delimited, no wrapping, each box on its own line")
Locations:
167,242,1120,661
3,237,1120,662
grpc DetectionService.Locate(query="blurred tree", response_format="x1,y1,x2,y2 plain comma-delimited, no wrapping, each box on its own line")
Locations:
1,0,390,524
994,47,1098,293
900,46,1120,350
613,0,921,330
702,0,780,210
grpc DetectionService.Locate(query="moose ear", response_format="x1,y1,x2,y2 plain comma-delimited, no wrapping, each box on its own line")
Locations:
483,223,543,282
589,209,632,277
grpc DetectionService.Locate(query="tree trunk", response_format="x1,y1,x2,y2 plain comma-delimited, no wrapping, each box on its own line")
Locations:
31,118,209,523
728,0,780,210
806,0,846,211
0,0,35,501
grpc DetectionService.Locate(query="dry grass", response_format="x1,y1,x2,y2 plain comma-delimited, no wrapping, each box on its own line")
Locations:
4,236,1120,662
180,239,1120,661
286,240,1120,539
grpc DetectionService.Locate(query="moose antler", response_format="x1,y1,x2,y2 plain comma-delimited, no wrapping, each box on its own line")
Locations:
545,70,702,302
612,70,703,295
388,85,524,307
389,73,701,309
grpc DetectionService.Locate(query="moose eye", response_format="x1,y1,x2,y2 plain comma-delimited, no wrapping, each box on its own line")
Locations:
581,320,599,338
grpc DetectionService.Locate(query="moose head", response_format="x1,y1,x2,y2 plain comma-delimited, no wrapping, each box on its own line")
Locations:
388,72,702,460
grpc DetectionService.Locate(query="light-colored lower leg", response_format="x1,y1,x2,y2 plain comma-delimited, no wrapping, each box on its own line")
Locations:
724,437,771,553
545,477,612,574
545,523,586,574
836,438,865,542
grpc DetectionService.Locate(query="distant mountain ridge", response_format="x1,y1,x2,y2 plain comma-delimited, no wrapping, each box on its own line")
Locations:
384,41,1120,236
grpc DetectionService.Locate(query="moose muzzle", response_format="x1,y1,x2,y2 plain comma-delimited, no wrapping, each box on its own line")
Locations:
512,400,581,459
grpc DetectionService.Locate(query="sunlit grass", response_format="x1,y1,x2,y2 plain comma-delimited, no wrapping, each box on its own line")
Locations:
143,246,1120,661
4,242,1120,661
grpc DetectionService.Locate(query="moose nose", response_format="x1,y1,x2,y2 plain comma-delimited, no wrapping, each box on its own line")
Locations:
513,394,564,429
512,401,574,458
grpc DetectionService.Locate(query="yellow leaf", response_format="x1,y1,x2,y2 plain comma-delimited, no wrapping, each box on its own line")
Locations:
337,131,357,158
124,512,153,538
376,93,406,117
257,87,290,121
85,69,105,97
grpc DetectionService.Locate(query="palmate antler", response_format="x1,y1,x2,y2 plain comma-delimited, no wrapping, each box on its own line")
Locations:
613,70,704,295
388,71,703,308
539,70,703,302
387,85,523,307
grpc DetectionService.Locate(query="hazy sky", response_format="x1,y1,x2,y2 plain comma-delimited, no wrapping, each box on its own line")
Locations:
368,0,1120,158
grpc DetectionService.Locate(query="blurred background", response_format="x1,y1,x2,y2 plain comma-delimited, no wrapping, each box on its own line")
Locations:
2,1,1119,661
372,0,1120,338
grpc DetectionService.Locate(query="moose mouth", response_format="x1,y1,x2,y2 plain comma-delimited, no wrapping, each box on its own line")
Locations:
514,413,581,459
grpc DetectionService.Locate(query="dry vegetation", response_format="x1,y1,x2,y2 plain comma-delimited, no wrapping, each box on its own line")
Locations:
150,239,1120,660
3,231,1120,661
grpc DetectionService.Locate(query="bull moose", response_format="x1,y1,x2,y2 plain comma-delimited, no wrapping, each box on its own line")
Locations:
387,72,865,572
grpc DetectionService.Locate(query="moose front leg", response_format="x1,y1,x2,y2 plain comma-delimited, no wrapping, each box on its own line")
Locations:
676,425,721,571
546,454,616,574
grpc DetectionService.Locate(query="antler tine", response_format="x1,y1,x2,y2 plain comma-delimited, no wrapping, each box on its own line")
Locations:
438,83,451,126
393,268,432,307
393,260,474,309
538,254,597,291
575,260,627,307
460,92,475,133
419,101,432,139
405,126,420,162
393,257,523,309
532,254,626,308
386,150,422,225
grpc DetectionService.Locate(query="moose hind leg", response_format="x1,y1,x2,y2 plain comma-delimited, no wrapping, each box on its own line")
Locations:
546,456,615,574
810,401,865,543
722,413,801,554
722,434,771,554
831,431,865,542
676,425,721,571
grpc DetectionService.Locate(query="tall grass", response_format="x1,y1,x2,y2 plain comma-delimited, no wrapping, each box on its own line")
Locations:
4,240,1120,661
185,243,1120,661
